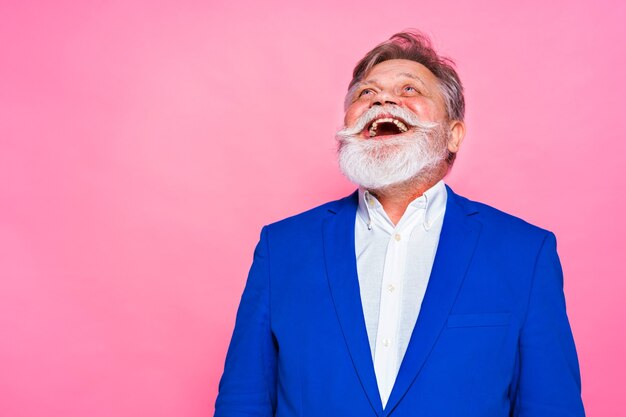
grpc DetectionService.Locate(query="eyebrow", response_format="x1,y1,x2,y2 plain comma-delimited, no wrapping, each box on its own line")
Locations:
354,72,428,90
396,72,427,87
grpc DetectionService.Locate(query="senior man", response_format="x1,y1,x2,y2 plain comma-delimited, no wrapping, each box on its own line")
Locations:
214,30,585,417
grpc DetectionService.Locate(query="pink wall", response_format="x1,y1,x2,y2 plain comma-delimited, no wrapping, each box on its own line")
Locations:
1,1,624,416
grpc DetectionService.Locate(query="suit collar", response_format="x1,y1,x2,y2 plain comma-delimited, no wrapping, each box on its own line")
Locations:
323,184,481,416
322,191,382,414
383,184,481,415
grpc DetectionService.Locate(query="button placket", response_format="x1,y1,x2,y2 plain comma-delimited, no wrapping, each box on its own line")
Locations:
373,225,408,407
356,180,447,410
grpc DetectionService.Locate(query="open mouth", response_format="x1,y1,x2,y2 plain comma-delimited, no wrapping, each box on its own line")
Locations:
366,117,409,138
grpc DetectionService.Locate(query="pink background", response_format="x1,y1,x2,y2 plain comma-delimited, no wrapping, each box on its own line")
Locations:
1,1,625,416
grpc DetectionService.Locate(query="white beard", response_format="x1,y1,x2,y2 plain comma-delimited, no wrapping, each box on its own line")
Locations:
336,107,449,190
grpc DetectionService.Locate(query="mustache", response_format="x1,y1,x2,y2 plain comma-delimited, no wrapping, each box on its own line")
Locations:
336,106,439,138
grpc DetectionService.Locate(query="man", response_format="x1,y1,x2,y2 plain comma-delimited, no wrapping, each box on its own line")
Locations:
214,30,585,417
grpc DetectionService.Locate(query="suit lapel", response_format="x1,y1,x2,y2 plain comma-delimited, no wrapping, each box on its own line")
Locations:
383,185,482,415
322,192,384,416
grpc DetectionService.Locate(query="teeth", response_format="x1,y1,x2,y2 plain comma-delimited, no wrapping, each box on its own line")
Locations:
368,117,408,137
393,119,408,132
370,118,392,129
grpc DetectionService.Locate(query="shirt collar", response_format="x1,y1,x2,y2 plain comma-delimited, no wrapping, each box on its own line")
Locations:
357,179,447,232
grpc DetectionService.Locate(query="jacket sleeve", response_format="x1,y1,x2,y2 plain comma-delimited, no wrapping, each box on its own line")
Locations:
512,232,585,416
214,226,278,417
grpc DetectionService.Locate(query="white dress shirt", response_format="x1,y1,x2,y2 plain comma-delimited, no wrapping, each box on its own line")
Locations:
354,179,447,409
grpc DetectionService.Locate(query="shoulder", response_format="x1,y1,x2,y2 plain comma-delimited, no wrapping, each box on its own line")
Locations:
263,191,357,235
449,187,559,281
448,186,554,243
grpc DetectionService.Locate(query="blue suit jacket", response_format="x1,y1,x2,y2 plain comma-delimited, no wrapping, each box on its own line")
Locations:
215,185,585,417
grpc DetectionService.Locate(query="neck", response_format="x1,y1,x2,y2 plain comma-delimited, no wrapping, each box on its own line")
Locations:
369,168,446,226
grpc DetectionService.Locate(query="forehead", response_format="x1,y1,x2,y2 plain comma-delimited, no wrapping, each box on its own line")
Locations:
361,59,439,86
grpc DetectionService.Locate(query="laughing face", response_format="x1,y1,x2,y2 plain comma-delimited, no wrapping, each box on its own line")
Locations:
344,59,449,136
336,59,465,190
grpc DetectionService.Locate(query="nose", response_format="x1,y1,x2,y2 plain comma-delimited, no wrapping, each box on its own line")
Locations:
371,91,398,107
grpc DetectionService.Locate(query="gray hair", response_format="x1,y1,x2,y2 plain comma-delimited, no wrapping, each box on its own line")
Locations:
346,30,465,122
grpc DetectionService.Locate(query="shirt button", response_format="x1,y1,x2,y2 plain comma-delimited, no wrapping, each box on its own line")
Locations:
394,233,401,241
383,338,390,347
387,284,395,292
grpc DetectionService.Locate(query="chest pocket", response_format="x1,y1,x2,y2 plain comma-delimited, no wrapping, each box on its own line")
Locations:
446,312,511,328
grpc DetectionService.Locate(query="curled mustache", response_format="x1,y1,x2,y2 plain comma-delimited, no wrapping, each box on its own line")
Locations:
336,106,439,138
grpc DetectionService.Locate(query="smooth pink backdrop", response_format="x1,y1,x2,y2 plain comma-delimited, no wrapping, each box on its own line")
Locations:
1,1,625,416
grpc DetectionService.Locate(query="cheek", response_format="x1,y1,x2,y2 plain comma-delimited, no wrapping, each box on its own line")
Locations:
344,102,368,126
407,100,443,121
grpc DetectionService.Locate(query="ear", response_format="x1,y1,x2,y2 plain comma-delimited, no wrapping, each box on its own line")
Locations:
447,120,466,153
